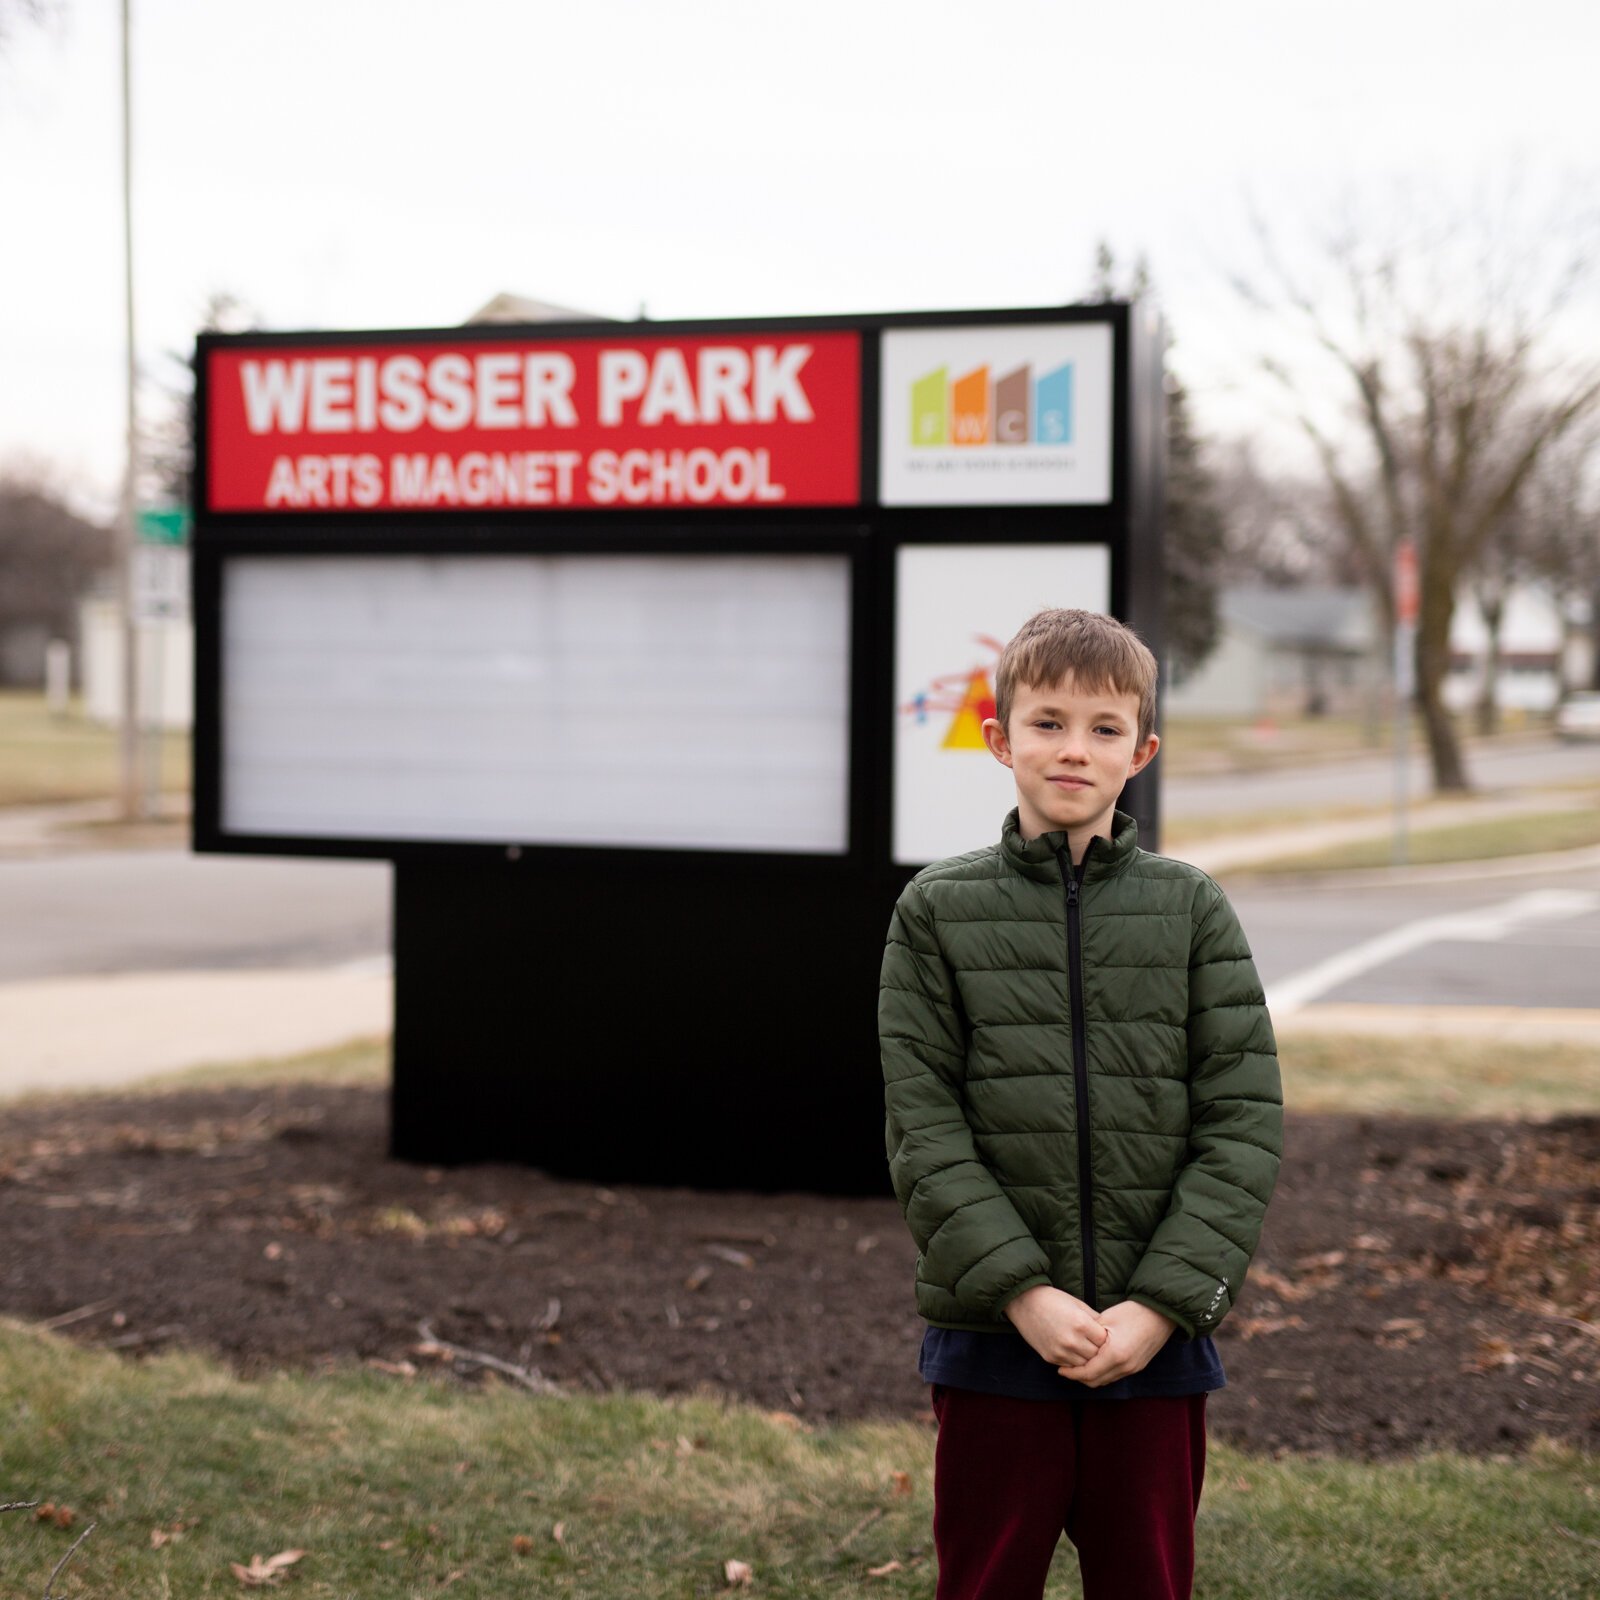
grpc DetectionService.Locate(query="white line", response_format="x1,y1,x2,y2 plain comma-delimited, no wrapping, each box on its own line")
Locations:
1265,890,1600,1016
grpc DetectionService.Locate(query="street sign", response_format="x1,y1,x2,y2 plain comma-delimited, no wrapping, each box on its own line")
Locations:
137,506,191,545
132,543,191,622
1395,538,1420,625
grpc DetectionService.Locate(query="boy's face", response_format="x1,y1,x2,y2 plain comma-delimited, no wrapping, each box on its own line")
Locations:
981,673,1159,845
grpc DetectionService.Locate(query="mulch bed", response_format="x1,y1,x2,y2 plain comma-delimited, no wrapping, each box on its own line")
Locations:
1,1083,1596,1461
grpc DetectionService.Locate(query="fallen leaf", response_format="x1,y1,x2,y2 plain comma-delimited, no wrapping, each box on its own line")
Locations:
1234,1315,1307,1340
763,1410,808,1432
724,1557,754,1586
685,1263,714,1292
889,1471,913,1497
552,1521,568,1547
365,1358,418,1378
868,1560,904,1577
511,1534,534,1555
229,1549,306,1587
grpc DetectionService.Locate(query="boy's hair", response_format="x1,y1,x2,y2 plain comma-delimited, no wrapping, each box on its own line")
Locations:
994,608,1159,743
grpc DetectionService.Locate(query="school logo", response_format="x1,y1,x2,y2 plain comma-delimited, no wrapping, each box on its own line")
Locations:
879,324,1112,507
908,362,1074,449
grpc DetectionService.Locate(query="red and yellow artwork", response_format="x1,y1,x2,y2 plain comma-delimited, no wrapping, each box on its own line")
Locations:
900,636,1004,751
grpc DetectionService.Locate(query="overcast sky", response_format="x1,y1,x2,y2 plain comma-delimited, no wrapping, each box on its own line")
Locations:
2,0,1596,510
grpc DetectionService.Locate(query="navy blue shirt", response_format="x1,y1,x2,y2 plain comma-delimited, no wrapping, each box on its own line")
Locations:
920,1322,1226,1403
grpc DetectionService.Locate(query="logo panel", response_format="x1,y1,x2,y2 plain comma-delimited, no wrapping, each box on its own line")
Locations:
879,323,1112,506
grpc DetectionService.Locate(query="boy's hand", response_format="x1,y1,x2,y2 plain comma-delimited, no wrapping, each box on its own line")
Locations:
1003,1285,1110,1368
1055,1301,1176,1388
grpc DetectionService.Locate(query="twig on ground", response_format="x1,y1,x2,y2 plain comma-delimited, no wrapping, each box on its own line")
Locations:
42,1519,96,1598
103,1324,184,1350
1540,1313,1600,1344
0,1501,41,1515
828,1507,885,1558
1554,1522,1600,1550
39,1299,117,1331
415,1320,562,1395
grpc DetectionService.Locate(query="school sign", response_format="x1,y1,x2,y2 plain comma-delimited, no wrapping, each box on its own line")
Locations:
193,304,1163,1190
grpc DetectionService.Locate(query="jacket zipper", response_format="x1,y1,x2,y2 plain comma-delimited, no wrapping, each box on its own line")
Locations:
1056,844,1097,1308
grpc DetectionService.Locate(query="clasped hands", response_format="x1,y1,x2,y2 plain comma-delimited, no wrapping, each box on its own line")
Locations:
1004,1285,1175,1388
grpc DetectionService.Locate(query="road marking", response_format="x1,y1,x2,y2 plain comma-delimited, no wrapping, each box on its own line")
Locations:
1265,889,1600,1016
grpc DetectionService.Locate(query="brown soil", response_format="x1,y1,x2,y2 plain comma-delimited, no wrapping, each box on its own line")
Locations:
2,1083,1596,1461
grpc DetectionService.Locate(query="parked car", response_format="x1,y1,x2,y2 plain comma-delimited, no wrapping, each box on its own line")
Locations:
1555,690,1600,741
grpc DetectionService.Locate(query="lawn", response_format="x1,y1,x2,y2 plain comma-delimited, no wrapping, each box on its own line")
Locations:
1236,806,1600,875
0,690,189,807
2,1320,1596,1600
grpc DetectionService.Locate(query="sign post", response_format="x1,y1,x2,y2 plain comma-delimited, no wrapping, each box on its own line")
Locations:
192,304,1165,1191
1393,538,1419,865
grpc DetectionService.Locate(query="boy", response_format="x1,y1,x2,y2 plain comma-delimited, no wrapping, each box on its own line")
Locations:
879,608,1281,1600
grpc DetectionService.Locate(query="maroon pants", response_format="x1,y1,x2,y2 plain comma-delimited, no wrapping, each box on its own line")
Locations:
930,1383,1207,1600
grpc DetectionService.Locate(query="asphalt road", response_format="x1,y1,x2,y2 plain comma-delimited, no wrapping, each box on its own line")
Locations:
2,840,1597,1014
0,850,391,981
1165,733,1600,819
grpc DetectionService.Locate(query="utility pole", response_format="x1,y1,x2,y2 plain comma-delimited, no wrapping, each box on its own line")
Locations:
116,0,141,819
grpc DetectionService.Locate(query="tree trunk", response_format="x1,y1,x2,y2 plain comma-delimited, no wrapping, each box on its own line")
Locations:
1416,558,1470,791
1476,593,1504,736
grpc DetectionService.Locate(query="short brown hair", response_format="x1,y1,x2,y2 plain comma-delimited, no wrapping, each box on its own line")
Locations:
994,608,1159,742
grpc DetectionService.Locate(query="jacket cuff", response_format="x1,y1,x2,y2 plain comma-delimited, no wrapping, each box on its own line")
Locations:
1123,1292,1197,1341
994,1275,1055,1320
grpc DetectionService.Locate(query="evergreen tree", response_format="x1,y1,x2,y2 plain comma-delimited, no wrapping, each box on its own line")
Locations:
1085,243,1221,682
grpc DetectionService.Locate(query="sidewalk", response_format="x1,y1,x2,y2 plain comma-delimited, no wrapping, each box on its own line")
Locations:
0,960,391,1099
0,792,189,859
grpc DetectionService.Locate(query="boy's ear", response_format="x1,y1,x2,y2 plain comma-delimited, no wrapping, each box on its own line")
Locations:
1127,731,1160,778
980,716,1014,768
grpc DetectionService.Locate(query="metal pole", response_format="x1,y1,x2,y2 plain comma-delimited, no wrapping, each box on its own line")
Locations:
117,0,141,820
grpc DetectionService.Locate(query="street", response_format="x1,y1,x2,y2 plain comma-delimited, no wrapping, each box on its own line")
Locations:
3,836,1598,1013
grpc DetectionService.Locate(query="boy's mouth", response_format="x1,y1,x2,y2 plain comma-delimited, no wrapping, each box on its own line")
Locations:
1048,777,1092,789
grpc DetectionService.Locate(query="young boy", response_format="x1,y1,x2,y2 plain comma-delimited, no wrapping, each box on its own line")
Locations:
880,608,1282,1600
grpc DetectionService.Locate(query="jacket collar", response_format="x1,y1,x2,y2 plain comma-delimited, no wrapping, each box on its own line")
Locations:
999,806,1140,885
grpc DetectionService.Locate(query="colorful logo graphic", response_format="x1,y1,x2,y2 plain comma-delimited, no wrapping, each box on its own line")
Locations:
900,635,1005,751
909,362,1073,448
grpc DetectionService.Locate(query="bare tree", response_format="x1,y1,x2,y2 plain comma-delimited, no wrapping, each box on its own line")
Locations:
0,466,113,683
1233,178,1600,790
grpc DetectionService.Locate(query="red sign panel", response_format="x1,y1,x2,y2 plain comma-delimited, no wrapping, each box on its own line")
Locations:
206,332,861,512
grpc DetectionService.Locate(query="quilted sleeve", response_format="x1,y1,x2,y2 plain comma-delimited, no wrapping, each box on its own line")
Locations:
879,879,1053,1319
1122,882,1283,1338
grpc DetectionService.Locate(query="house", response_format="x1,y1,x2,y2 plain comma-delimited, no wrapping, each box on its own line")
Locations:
1165,585,1380,719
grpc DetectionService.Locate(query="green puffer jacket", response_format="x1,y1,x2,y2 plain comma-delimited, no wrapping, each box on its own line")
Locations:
879,807,1282,1340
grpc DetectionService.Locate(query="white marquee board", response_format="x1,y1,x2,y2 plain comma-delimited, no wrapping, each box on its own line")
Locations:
892,543,1112,866
222,552,852,852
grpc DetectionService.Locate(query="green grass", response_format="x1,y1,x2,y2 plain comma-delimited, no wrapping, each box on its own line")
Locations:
1237,807,1600,875
1279,1031,1600,1119
0,690,189,807
1,1320,1596,1599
